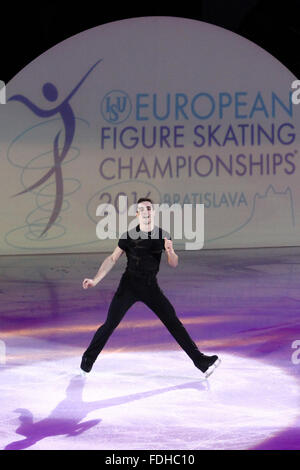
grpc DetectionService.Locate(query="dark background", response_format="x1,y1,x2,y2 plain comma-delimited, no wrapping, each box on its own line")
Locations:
2,0,300,83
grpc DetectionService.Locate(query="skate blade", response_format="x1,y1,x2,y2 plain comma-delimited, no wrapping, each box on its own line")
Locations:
80,369,88,377
205,358,221,379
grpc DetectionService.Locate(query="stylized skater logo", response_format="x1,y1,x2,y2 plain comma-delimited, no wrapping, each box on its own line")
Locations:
8,59,102,237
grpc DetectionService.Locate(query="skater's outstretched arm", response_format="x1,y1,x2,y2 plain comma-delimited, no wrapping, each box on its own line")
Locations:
82,247,124,289
164,237,178,268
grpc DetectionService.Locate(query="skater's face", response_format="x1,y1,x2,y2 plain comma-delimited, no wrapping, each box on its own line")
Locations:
136,202,155,228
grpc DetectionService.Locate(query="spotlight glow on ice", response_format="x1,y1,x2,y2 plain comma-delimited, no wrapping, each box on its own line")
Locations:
1,340,299,450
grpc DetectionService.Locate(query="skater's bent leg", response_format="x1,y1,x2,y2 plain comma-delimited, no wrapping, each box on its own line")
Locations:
143,286,203,363
83,288,137,364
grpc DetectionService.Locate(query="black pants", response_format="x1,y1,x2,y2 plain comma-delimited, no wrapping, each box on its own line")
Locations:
83,271,202,364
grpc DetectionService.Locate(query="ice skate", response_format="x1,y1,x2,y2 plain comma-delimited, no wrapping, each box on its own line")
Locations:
194,354,221,378
80,355,94,374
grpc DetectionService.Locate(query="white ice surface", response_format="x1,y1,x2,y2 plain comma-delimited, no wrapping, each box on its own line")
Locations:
1,340,299,450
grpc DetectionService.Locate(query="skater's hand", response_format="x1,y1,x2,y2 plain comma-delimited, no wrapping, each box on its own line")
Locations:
164,237,174,253
82,278,97,289
164,237,178,267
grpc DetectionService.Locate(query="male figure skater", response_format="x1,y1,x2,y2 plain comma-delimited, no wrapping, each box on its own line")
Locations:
81,198,220,378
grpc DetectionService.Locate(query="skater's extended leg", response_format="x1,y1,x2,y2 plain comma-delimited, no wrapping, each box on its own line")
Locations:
81,282,137,371
142,282,220,377
142,283,203,363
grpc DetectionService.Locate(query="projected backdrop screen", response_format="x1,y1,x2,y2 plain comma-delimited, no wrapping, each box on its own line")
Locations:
0,17,299,254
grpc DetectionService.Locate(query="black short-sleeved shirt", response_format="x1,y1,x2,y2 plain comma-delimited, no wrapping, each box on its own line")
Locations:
118,225,172,275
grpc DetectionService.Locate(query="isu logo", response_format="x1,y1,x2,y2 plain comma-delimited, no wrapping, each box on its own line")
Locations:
101,90,132,124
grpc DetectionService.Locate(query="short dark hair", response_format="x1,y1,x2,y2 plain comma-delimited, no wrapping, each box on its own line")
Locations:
136,197,154,211
137,197,153,205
